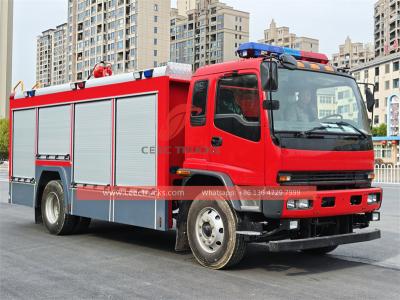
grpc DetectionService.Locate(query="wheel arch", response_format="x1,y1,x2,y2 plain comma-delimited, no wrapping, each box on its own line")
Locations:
175,169,240,252
35,167,71,224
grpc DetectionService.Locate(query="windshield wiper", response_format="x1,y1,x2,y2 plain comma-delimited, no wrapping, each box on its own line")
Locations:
323,121,368,139
294,125,332,137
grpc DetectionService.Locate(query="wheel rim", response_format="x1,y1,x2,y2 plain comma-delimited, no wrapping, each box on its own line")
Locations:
195,207,225,253
45,192,60,224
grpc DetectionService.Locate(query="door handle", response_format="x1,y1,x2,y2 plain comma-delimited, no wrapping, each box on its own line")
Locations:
211,136,223,147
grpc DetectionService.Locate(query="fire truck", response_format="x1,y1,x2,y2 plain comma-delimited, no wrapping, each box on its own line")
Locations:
9,43,382,269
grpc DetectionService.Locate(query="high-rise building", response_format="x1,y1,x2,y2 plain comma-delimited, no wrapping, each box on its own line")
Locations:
177,0,195,16
258,19,319,52
53,24,69,85
170,0,249,70
67,0,170,82
374,0,400,57
36,24,68,87
0,0,13,119
331,36,375,69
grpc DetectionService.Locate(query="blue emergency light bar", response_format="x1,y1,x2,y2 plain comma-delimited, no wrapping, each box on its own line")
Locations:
237,42,329,64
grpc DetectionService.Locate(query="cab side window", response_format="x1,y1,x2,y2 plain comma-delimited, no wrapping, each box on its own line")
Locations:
214,74,261,141
190,80,209,126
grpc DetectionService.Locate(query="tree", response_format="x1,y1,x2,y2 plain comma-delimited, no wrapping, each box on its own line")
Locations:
0,118,9,160
371,123,387,137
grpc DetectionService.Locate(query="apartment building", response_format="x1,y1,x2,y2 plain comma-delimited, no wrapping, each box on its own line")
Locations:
36,24,68,87
177,0,195,15
66,0,170,82
170,0,249,70
331,36,375,69
36,30,55,87
258,19,319,52
0,0,13,119
374,0,400,57
351,53,399,133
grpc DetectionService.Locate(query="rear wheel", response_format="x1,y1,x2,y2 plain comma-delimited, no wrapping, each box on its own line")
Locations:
302,245,338,255
41,180,78,235
187,199,246,269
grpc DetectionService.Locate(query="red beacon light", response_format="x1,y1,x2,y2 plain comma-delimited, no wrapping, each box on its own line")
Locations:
92,61,113,78
237,42,329,64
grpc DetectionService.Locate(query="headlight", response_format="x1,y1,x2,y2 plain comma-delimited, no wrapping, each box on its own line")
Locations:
286,199,312,210
367,193,378,204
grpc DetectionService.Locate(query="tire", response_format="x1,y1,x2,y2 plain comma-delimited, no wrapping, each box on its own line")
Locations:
73,217,91,234
41,180,78,235
187,198,246,269
302,245,338,255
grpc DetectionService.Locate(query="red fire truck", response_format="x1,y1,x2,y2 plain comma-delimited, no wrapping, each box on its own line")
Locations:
9,43,382,269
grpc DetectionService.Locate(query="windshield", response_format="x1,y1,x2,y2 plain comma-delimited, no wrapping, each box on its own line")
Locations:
270,69,371,136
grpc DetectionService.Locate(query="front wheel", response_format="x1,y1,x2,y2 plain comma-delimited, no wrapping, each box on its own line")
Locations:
187,199,246,269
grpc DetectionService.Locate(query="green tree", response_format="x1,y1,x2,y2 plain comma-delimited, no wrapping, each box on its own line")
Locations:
0,118,9,159
371,123,387,137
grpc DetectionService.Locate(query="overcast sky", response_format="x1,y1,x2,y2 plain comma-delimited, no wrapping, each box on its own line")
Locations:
12,0,377,87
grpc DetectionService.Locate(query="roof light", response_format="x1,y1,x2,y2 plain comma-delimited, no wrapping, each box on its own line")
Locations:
23,90,36,98
144,69,154,78
237,42,329,64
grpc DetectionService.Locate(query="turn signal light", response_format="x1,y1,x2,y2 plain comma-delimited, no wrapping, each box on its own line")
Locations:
176,169,191,176
278,175,291,182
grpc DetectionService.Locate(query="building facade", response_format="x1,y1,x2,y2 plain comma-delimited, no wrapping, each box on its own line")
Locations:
0,0,13,119
36,24,68,87
373,136,400,166
66,0,170,82
170,0,249,70
177,0,195,16
374,0,400,57
331,36,375,69
351,53,400,131
258,19,319,52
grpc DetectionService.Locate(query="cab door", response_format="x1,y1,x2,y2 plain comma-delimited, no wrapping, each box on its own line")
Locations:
208,72,265,186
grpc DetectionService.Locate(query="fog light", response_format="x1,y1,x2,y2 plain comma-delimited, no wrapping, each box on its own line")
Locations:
372,212,380,221
289,220,299,230
368,193,378,204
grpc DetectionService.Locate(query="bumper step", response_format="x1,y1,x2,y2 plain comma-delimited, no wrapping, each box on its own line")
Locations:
267,229,381,252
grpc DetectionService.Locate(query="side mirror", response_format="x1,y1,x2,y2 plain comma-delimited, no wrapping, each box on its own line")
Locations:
279,54,297,70
365,87,375,113
261,61,278,91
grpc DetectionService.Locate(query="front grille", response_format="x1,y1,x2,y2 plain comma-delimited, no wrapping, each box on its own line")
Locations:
278,171,372,189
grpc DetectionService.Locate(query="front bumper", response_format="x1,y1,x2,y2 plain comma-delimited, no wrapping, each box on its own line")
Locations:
267,229,381,252
263,187,382,219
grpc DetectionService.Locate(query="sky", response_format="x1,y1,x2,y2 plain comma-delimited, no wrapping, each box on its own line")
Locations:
12,0,377,87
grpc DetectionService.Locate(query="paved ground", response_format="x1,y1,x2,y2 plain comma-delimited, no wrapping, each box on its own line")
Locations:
0,165,399,299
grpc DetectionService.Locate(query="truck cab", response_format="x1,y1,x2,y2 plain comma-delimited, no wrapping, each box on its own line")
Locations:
177,43,381,269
